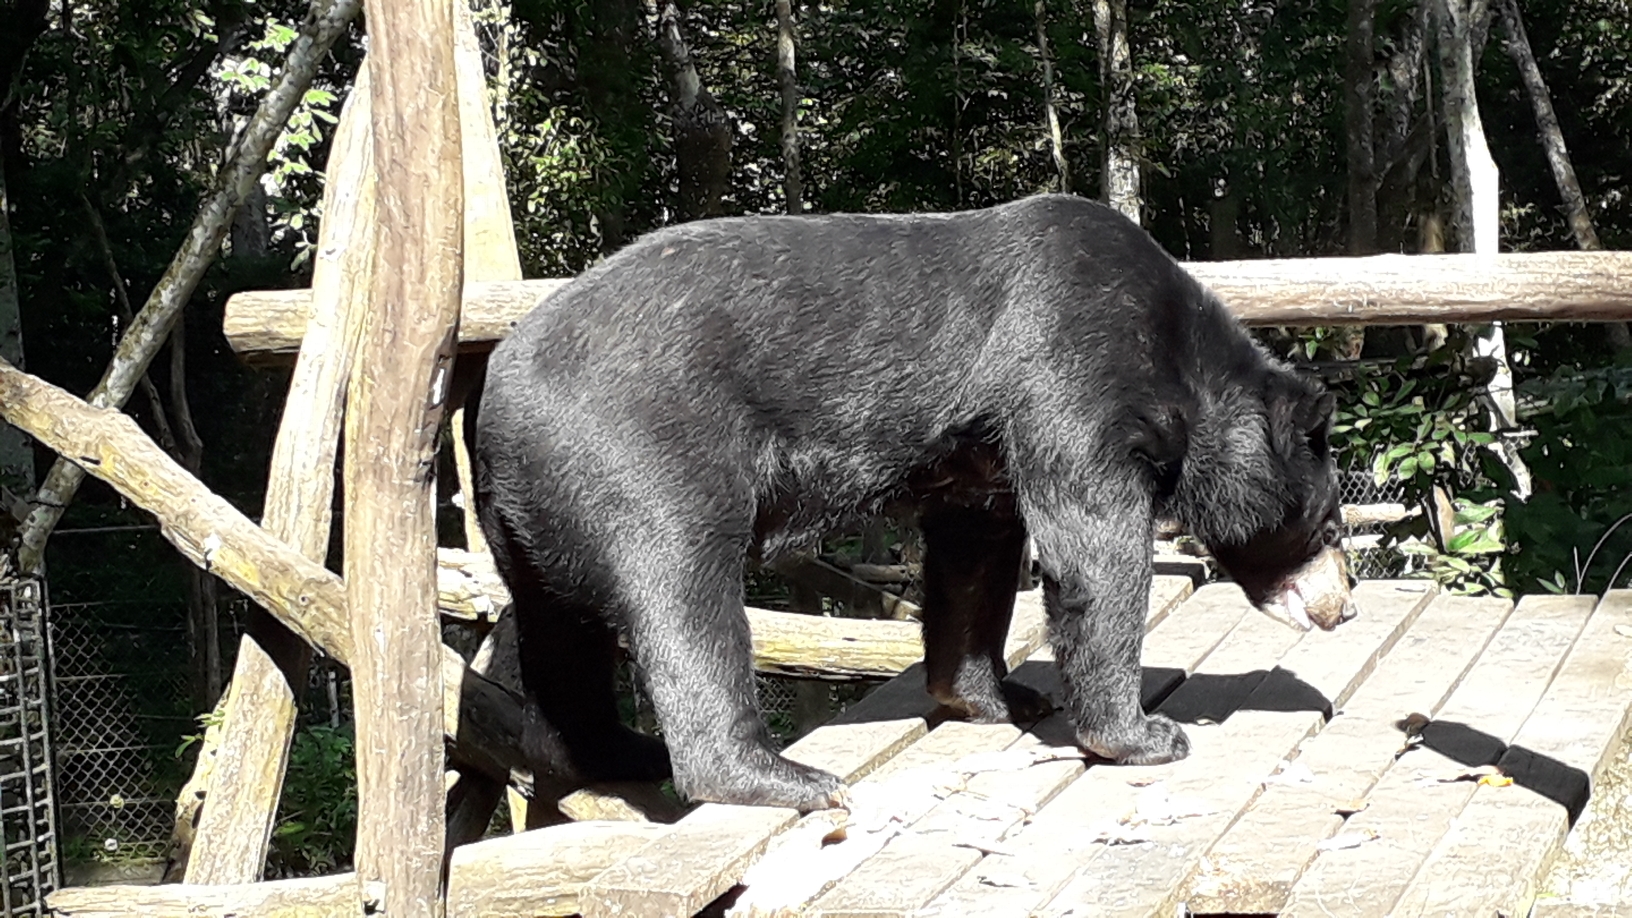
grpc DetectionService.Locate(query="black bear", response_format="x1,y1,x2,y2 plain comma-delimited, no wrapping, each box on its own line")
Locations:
473,194,1353,812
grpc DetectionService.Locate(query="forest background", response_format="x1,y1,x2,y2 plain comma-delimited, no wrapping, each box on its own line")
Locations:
1,0,1631,875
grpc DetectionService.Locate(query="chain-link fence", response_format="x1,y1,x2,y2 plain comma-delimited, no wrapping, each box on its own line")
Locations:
0,568,59,917
1338,467,1412,580
43,523,205,881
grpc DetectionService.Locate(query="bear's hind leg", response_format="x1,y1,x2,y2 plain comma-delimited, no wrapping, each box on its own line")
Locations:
920,506,1051,723
507,579,673,785
620,539,845,812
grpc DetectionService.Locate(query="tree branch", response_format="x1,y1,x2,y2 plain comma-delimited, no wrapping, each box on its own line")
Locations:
15,0,362,573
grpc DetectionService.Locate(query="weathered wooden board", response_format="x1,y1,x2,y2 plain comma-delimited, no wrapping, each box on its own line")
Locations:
808,832,983,918
1029,585,1439,916
1185,587,1503,913
1534,903,1632,918
581,805,798,918
1282,593,1589,917
916,582,1303,917
1151,583,1313,726
1391,591,1632,917
1137,582,1253,693
446,821,668,917
1256,579,1438,712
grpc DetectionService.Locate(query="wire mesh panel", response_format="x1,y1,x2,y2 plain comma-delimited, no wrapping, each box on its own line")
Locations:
47,602,192,867
1339,467,1413,580
0,571,58,917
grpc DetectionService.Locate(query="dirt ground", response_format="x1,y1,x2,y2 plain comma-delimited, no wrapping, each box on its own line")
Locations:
1542,723,1632,906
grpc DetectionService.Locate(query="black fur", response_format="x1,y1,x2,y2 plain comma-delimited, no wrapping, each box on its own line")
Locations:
473,195,1340,810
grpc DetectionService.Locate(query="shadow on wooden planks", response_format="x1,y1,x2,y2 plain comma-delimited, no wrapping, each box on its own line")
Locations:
1407,716,1593,821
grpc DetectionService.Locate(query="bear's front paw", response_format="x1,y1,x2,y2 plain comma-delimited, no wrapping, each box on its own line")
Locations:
1077,713,1191,766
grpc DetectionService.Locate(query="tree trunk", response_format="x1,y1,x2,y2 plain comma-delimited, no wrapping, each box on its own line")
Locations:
1346,0,1378,254
168,316,222,710
1434,0,1498,256
775,0,803,214
0,162,31,510
1035,0,1069,193
13,0,363,574
1495,0,1628,348
653,0,732,221
1094,0,1139,223
1435,0,1530,497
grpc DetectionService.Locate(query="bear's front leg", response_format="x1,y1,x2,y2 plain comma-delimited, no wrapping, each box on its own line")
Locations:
1027,491,1191,766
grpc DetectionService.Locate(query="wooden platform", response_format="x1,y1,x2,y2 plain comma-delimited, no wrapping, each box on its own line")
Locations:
48,578,1632,918
517,578,1631,918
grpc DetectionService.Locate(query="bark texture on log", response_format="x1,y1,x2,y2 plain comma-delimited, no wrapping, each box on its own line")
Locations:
179,57,381,887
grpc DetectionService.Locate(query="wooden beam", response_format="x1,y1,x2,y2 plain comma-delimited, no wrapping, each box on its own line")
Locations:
222,251,1632,360
0,358,532,789
47,820,668,918
436,547,928,678
181,56,380,886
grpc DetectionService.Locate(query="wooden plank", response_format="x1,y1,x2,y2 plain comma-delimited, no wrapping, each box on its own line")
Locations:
915,584,1310,917
1282,593,1586,917
1139,581,1254,682
1185,587,1502,913
589,692,941,918
223,251,1632,361
1391,591,1632,918
50,820,666,918
1257,579,1438,712
1145,573,1194,630
1153,583,1313,726
808,833,983,918
581,805,798,918
1029,586,1440,916
446,821,667,917
1534,904,1632,918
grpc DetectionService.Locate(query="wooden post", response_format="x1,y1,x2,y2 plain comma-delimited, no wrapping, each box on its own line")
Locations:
347,0,462,909
180,59,380,885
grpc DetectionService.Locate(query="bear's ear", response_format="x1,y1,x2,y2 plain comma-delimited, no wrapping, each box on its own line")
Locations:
1268,376,1335,457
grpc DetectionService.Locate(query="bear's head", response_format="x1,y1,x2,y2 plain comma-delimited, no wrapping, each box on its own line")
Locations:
1206,375,1358,631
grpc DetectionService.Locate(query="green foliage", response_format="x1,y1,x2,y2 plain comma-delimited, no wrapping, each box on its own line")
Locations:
1323,330,1513,596
1504,360,1632,594
266,724,358,878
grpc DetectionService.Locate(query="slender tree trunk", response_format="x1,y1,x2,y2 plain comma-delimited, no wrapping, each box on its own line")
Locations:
0,163,31,510
1435,0,1530,497
1496,0,1625,349
1495,0,1598,249
1035,0,1069,193
1094,0,1139,222
1346,0,1378,254
168,317,221,709
653,0,732,220
1435,0,1498,256
14,0,363,574
775,0,803,213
